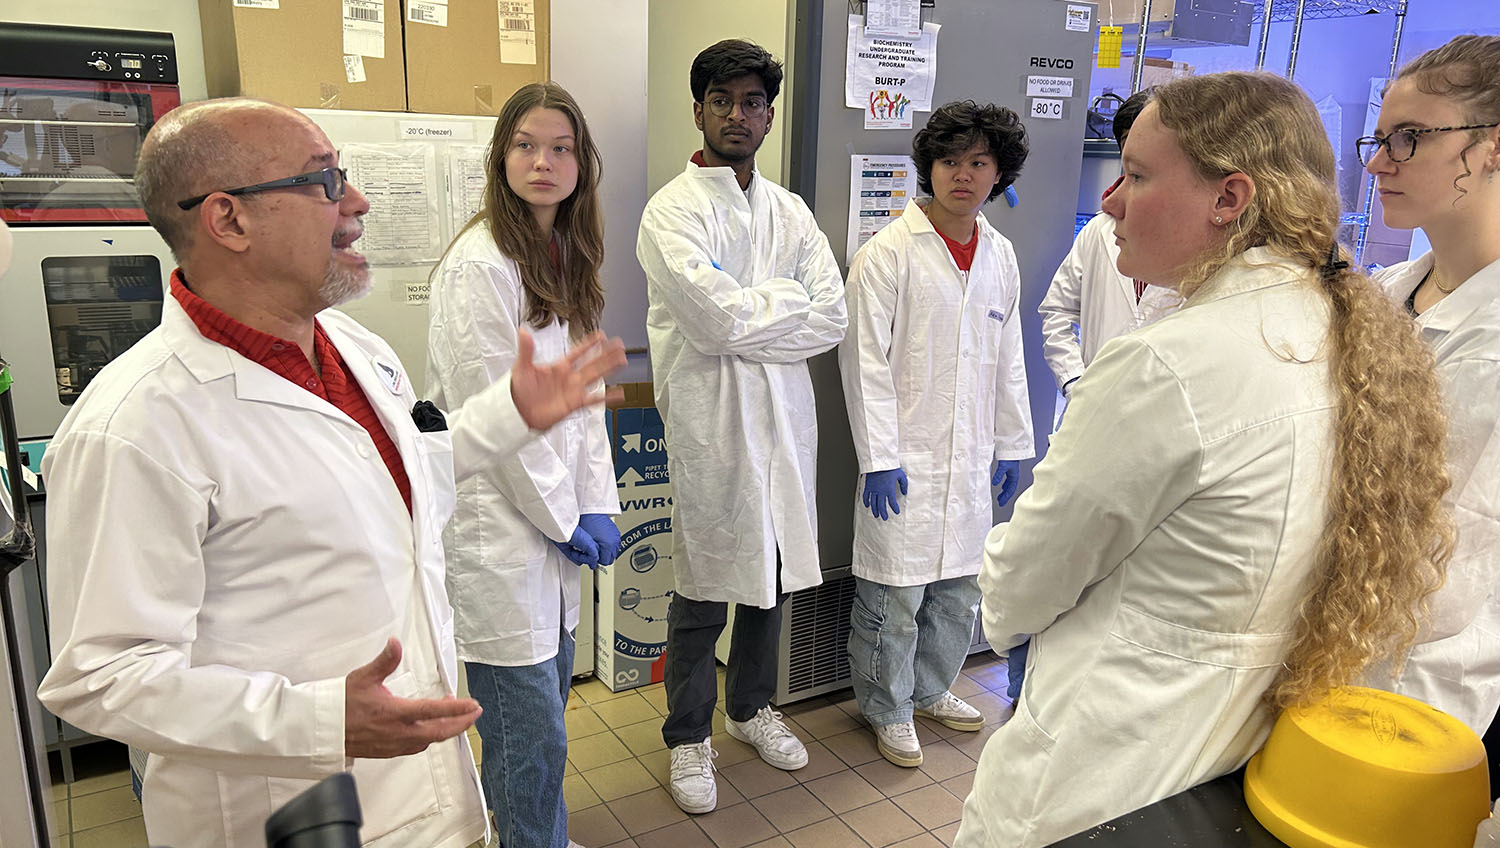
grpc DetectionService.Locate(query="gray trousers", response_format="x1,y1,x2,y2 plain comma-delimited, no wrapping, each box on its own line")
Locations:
661,577,787,748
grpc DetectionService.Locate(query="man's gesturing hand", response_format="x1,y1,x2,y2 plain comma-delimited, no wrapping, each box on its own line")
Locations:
345,638,481,759
512,330,627,431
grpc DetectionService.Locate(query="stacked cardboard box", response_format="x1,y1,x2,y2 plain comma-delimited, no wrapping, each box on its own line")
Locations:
198,0,407,111
196,0,551,116
595,384,676,692
405,0,551,116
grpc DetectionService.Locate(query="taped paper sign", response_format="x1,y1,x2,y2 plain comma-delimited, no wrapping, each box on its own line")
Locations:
343,0,385,59
864,0,921,38
1026,75,1074,97
845,14,939,115
846,154,917,263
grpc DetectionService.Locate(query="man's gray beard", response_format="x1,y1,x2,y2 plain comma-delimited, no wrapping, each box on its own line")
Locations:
319,261,372,308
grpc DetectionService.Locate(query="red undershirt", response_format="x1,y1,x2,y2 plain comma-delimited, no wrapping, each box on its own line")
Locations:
170,271,413,514
925,207,978,272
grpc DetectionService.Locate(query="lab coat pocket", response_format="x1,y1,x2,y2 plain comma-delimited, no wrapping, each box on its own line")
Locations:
972,302,1005,366
419,431,457,530
265,675,443,842
1011,689,1058,755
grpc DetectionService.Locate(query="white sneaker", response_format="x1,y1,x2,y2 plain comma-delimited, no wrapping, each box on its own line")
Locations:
668,739,718,814
915,691,986,731
875,721,923,767
725,706,809,770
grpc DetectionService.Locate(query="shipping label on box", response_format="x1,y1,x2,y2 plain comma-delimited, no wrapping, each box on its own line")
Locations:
595,406,675,692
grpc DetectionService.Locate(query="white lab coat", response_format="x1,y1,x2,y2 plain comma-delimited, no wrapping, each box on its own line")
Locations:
426,225,618,667
956,249,1338,848
1038,212,1179,391
637,162,847,608
38,293,533,848
1364,253,1500,735
839,200,1033,586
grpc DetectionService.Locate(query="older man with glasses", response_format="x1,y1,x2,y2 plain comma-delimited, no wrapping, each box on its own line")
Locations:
36,97,625,848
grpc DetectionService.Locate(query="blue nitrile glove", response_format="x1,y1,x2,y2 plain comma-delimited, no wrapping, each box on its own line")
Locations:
992,459,1021,507
1007,639,1029,700
579,513,622,566
862,468,909,521
552,526,600,569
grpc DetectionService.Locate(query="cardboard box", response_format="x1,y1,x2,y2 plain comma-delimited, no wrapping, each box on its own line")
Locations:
595,398,676,692
404,0,551,116
198,0,406,111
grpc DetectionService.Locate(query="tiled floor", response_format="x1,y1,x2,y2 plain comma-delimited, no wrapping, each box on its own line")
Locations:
47,652,1013,847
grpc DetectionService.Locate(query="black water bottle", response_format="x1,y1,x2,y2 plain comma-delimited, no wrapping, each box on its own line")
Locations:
264,772,363,848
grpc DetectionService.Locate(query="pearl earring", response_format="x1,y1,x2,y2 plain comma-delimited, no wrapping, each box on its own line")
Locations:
1215,216,1223,224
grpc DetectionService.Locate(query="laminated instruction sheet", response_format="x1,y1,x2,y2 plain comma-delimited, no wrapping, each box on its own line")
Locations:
342,142,443,265
846,154,917,264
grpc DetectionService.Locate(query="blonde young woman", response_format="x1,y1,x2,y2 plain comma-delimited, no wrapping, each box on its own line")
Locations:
1359,34,1500,737
954,72,1453,847
426,82,618,848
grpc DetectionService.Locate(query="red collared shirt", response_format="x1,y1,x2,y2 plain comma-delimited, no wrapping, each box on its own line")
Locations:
170,271,413,514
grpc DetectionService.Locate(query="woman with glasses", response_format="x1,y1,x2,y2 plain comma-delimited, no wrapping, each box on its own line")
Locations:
425,82,618,848
1358,34,1500,738
954,71,1452,847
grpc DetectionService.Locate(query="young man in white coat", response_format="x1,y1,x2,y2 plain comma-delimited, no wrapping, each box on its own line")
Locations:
839,101,1034,768
36,98,624,848
636,39,847,815
1038,89,1177,401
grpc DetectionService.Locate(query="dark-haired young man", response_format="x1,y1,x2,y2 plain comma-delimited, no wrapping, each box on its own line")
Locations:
838,101,1034,768
1039,88,1177,400
636,39,847,814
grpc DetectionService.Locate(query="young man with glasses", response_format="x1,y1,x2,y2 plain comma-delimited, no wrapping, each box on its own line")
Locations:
636,39,847,814
36,97,625,848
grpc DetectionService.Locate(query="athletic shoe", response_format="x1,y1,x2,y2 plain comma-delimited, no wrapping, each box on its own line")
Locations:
725,706,809,770
915,690,986,731
668,739,718,814
875,720,923,767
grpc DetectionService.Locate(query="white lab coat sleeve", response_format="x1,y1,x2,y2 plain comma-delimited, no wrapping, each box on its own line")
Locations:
1038,233,1089,392
579,406,620,515
741,199,848,364
838,238,902,473
636,201,820,358
1421,355,1500,640
978,336,1200,651
37,432,346,779
430,259,580,542
446,371,532,484
994,245,1035,461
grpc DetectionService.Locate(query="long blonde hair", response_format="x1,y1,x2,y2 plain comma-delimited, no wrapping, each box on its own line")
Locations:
1153,72,1454,709
467,82,605,334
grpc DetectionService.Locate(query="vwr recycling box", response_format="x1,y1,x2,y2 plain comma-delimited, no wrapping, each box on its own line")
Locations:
595,404,675,692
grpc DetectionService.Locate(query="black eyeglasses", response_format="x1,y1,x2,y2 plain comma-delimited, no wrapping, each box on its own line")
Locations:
176,166,349,210
1355,123,1500,166
702,95,768,119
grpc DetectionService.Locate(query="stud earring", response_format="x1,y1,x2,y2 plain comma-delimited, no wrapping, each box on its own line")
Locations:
1215,216,1223,224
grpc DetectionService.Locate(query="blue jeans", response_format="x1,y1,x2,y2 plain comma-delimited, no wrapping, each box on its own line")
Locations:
847,575,981,727
464,630,575,848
